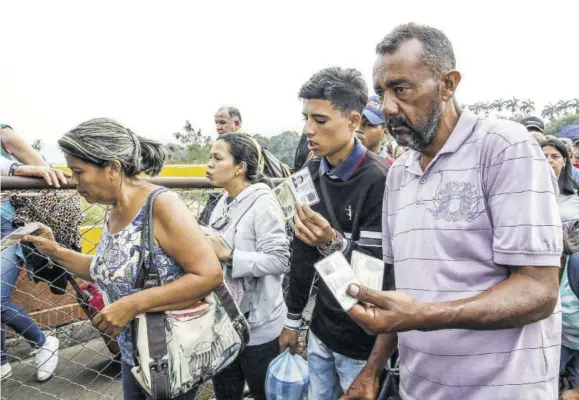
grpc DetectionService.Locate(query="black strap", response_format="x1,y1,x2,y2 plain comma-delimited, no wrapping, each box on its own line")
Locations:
131,187,171,399
135,187,170,290
319,176,343,234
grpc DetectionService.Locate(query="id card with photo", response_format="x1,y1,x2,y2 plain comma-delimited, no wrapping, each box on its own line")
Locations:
314,252,360,311
290,168,319,206
351,251,384,291
273,179,298,220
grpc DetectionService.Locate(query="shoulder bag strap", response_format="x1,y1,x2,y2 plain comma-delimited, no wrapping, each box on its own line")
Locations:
135,187,170,290
134,187,171,399
319,177,343,234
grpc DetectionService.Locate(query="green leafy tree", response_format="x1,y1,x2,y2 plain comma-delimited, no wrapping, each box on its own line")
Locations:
252,134,271,150
165,121,213,164
544,114,579,136
263,131,300,165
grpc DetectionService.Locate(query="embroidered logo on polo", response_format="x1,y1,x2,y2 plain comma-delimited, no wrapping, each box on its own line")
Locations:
428,180,485,222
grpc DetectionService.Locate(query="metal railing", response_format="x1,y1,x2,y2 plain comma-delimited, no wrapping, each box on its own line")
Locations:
1,176,309,400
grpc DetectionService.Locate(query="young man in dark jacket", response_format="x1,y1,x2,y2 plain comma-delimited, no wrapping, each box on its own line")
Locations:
279,67,395,399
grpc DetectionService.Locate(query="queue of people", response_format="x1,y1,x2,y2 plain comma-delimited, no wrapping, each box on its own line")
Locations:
1,21,578,400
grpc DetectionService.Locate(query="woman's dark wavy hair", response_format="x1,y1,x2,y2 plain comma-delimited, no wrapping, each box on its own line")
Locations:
217,133,272,188
542,138,576,195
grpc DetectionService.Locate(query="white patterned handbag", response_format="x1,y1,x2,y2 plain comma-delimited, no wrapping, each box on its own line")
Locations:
131,188,250,399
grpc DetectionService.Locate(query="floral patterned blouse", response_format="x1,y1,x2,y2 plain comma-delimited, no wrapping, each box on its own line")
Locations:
89,205,184,366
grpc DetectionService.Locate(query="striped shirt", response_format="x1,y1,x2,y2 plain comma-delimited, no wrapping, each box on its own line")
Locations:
561,257,579,350
383,110,562,400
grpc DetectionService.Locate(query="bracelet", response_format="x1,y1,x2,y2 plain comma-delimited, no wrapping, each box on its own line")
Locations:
318,231,344,257
8,162,22,176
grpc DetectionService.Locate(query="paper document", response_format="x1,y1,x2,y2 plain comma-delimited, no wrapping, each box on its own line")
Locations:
314,252,361,311
273,168,319,220
1,223,41,250
351,251,384,291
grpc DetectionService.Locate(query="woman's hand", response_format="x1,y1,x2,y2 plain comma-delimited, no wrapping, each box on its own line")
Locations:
92,296,139,338
22,223,60,257
206,234,231,261
14,165,71,188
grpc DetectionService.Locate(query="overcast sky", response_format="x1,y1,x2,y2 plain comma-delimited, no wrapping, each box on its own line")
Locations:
1,0,577,162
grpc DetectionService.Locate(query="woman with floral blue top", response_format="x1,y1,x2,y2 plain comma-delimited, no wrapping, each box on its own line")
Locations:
24,118,223,400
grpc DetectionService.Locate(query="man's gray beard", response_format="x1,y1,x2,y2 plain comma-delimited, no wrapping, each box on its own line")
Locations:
396,101,443,152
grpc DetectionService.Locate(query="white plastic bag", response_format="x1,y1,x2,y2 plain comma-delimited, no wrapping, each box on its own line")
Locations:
265,349,309,400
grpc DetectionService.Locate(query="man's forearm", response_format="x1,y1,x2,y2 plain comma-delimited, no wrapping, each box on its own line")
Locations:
422,266,559,331
364,333,397,374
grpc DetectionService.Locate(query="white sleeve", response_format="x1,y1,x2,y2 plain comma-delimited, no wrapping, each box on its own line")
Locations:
1,157,16,176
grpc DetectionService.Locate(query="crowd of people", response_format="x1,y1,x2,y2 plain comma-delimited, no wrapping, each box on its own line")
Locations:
2,22,579,400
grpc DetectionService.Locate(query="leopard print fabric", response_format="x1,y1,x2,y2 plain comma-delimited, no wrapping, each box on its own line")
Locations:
9,190,83,251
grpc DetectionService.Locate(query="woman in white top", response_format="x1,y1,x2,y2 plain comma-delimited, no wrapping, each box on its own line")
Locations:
542,139,579,225
205,133,289,400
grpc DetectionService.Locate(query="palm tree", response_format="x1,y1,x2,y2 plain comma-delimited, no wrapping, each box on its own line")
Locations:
555,100,569,117
520,99,536,116
480,102,491,116
468,103,480,114
491,99,504,113
505,97,520,115
542,103,556,120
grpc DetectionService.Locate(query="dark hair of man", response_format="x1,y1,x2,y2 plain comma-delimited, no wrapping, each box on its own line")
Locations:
542,138,576,195
376,23,456,78
298,67,368,116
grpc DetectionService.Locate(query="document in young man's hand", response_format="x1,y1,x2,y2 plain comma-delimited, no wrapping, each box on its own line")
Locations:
1,222,42,250
273,168,319,220
290,168,320,206
351,251,385,291
314,252,361,312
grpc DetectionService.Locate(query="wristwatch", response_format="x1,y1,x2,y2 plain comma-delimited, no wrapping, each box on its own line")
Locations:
8,162,22,176
318,231,344,257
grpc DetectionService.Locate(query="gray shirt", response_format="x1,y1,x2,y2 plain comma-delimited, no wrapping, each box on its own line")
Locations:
383,110,562,400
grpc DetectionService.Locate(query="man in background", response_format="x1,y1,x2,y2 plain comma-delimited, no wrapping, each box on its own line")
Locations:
355,96,394,165
520,116,545,144
214,106,247,134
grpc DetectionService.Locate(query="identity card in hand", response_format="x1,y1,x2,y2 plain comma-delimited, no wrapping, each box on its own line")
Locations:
1,222,41,250
351,251,384,291
290,168,320,206
273,179,298,220
314,252,361,312
273,168,319,220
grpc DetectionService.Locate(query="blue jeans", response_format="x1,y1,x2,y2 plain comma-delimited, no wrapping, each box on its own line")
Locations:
561,345,579,388
1,202,46,365
121,362,198,400
307,331,367,400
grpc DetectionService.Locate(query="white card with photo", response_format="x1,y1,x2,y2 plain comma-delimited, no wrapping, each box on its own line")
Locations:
273,179,298,220
351,251,384,291
290,168,319,206
314,252,361,312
